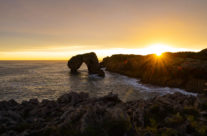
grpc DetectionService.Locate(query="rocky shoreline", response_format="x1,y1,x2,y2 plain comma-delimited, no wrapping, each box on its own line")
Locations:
1,50,207,136
101,49,207,93
1,92,207,136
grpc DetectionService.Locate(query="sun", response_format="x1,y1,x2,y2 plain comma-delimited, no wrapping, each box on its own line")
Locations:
144,43,172,56
156,52,162,56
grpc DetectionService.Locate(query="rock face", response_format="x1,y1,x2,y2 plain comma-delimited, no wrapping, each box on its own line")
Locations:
68,52,105,77
200,48,207,56
101,50,207,93
0,92,207,136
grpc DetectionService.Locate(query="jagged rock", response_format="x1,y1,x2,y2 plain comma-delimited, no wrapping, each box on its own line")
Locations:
68,52,105,77
1,92,207,136
57,92,89,105
28,99,39,105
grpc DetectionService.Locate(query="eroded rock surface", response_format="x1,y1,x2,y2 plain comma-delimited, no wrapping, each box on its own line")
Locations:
68,52,105,77
0,92,207,136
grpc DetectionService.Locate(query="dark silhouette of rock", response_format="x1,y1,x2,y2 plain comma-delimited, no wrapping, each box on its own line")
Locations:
0,92,207,136
68,52,105,77
199,48,207,55
101,49,207,93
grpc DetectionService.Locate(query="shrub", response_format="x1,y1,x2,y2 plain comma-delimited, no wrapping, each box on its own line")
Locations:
160,128,178,136
183,106,200,117
165,112,184,127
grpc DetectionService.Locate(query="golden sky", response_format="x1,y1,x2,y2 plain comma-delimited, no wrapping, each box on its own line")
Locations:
0,0,207,60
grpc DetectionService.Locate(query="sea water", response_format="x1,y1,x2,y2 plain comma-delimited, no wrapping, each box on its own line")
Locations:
0,61,196,102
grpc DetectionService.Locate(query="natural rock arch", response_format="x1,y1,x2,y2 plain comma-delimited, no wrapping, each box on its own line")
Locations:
68,52,105,77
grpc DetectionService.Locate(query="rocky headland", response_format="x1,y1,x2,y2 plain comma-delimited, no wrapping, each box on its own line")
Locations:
1,92,207,136
101,49,207,93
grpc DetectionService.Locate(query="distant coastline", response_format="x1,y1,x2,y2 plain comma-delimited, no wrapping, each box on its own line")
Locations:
101,48,207,93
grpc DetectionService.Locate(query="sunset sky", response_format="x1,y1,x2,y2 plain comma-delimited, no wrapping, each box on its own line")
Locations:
0,0,207,60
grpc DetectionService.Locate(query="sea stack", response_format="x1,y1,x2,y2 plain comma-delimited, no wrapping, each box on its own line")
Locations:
68,52,105,77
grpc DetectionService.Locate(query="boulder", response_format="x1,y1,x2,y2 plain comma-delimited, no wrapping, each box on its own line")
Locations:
1,92,207,136
68,52,105,77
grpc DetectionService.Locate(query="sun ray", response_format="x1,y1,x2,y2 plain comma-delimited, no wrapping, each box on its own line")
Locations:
144,43,173,56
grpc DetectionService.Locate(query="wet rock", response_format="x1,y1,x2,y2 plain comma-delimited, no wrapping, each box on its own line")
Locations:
57,92,89,105
29,99,39,105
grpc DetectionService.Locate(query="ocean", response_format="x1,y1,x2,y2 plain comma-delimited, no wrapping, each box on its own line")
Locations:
0,61,196,102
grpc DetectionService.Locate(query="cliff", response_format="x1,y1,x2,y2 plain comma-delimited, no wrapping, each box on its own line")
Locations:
101,49,207,93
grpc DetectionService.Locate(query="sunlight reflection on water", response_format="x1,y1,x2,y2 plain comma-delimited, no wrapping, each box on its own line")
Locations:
0,61,196,102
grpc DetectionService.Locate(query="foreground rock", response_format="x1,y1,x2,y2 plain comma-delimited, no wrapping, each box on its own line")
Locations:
68,52,105,77
101,49,207,93
0,92,207,136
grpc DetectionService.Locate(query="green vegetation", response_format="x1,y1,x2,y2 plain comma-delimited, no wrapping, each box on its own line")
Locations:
165,112,184,127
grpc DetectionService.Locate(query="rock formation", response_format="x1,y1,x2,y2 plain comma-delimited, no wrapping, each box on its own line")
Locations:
200,48,207,56
68,52,105,77
0,92,207,136
101,50,207,93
